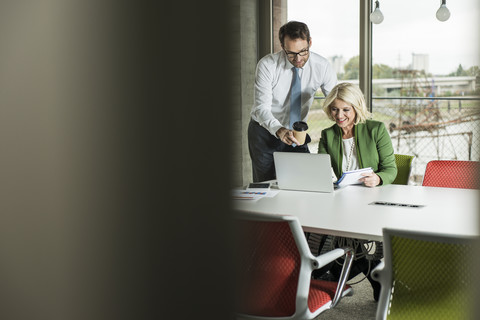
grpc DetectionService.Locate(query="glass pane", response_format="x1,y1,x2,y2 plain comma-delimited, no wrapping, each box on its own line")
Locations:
372,0,479,79
372,0,480,184
287,0,359,83
286,0,359,152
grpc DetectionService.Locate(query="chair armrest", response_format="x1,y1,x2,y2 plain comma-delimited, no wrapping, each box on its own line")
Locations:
312,247,352,269
371,261,389,319
371,261,385,282
311,247,354,308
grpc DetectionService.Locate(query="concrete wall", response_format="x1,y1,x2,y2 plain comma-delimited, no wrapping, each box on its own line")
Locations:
231,0,258,187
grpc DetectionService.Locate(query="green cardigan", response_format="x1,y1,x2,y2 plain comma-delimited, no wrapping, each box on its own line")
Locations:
318,120,397,185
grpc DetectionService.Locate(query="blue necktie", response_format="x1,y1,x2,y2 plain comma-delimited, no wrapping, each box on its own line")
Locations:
289,67,301,129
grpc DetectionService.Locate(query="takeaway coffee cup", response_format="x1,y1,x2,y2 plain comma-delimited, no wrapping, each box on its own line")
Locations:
292,121,308,145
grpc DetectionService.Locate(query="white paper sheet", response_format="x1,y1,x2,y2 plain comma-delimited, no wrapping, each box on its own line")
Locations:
335,167,373,187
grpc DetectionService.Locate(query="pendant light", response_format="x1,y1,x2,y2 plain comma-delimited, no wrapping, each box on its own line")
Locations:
436,0,451,22
370,1,384,24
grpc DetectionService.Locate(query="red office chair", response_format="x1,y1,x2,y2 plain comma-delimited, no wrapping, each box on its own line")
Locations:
422,160,480,189
235,211,354,320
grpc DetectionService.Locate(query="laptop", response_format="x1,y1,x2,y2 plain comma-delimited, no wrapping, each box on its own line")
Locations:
273,152,334,193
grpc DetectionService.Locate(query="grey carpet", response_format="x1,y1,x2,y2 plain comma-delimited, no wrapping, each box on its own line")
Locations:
318,273,378,319
236,273,379,320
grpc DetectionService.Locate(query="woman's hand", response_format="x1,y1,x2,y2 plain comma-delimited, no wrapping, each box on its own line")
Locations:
360,172,381,187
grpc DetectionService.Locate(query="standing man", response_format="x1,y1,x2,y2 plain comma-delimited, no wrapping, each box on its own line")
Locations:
248,21,337,182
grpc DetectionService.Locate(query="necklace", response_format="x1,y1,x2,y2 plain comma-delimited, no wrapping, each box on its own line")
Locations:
346,140,355,172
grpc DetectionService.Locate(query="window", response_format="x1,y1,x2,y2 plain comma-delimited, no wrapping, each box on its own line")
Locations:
371,0,480,183
274,0,479,183
285,0,359,152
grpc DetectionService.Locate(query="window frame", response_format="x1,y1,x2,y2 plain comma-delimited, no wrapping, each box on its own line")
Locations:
265,0,374,111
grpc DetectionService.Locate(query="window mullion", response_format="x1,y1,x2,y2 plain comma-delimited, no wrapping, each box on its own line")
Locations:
359,0,373,112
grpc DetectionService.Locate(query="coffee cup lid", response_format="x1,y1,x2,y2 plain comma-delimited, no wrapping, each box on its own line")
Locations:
293,121,308,131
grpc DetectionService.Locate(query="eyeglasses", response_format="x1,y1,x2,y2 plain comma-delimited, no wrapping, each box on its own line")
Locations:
284,48,309,59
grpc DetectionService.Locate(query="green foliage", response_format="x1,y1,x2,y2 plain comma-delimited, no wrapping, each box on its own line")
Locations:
342,55,359,80
448,64,469,77
456,64,467,76
342,56,397,80
466,66,479,77
373,64,394,79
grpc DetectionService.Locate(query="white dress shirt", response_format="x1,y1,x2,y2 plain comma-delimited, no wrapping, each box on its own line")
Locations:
250,50,337,136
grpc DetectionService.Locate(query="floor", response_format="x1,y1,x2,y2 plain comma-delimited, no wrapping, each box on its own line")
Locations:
235,272,379,320
318,273,378,319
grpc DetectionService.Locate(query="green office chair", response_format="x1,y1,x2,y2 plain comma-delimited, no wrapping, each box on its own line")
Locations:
371,228,477,320
392,154,414,185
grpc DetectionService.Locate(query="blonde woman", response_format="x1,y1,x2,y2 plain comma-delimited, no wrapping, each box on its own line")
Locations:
313,82,397,301
319,82,397,187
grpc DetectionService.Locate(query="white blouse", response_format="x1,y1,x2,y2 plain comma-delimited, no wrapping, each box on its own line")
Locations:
342,137,359,172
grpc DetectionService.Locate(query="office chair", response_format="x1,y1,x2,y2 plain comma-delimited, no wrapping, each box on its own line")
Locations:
371,228,477,320
422,160,480,189
235,211,354,320
392,154,415,185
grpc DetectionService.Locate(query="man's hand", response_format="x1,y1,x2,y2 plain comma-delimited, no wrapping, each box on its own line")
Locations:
276,127,299,146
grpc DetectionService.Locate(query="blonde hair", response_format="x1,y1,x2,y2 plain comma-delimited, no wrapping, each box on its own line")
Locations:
323,82,371,125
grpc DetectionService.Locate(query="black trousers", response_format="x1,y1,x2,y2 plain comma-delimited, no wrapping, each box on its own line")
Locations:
309,235,382,301
247,119,311,182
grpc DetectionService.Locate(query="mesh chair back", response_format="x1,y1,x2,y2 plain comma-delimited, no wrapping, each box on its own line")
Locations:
236,219,300,317
380,229,477,320
392,154,414,185
422,160,480,189
236,212,354,319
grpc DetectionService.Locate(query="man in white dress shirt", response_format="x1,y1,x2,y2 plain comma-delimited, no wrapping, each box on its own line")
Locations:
248,21,337,182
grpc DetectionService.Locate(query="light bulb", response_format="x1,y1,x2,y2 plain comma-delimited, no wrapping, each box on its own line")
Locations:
370,1,384,24
436,0,450,22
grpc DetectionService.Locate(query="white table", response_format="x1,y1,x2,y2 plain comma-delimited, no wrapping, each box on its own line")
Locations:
234,184,480,241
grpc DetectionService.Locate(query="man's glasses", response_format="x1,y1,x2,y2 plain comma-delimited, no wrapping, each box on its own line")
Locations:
284,48,309,59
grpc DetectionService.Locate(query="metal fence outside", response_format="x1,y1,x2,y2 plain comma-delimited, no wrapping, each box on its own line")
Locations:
306,96,480,185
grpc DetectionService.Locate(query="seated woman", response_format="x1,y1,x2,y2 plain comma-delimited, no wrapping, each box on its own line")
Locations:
319,82,397,186
313,82,397,301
